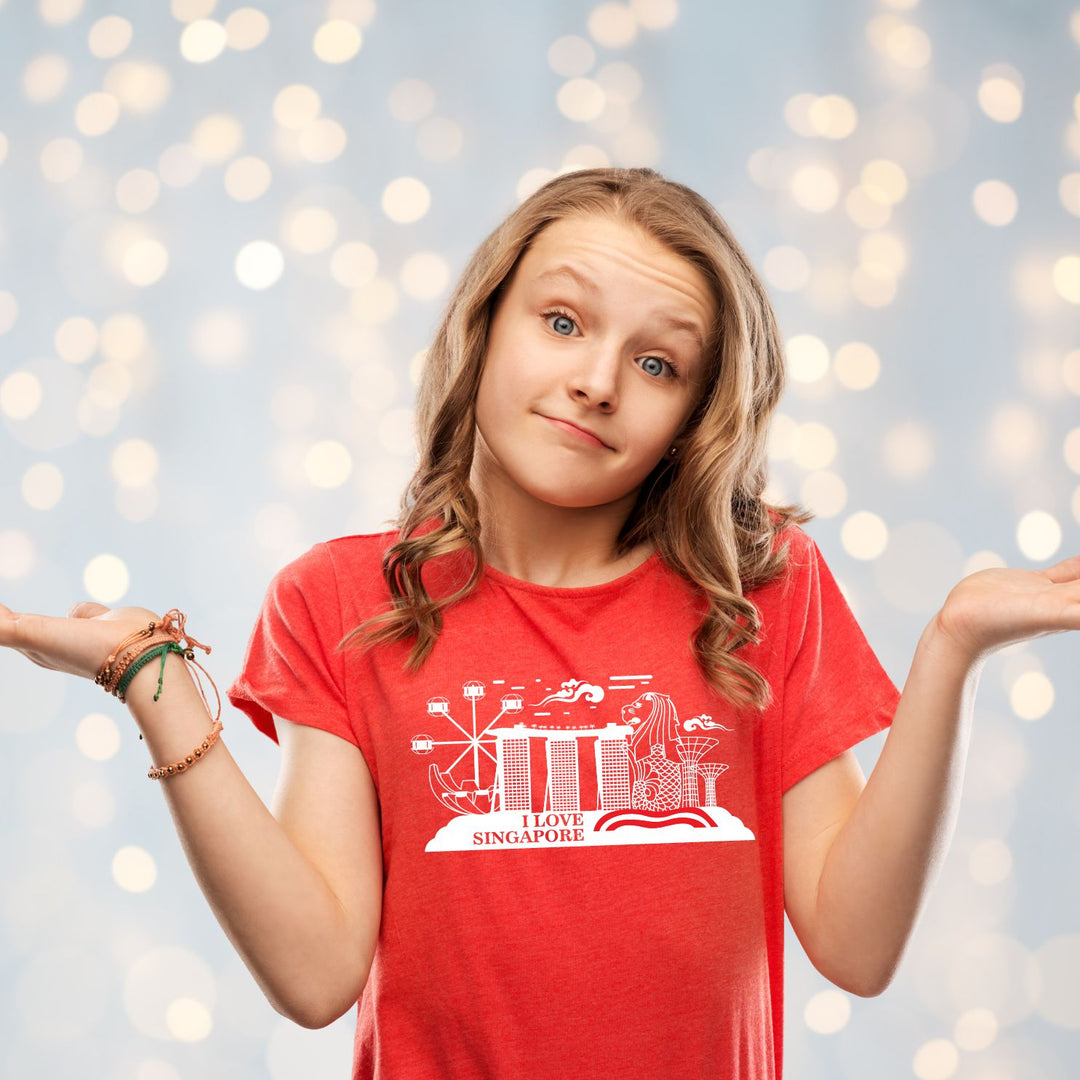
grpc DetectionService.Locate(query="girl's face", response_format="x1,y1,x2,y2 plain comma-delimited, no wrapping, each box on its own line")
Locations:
473,213,715,513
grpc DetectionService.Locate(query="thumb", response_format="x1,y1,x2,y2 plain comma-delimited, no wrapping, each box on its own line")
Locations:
68,601,110,619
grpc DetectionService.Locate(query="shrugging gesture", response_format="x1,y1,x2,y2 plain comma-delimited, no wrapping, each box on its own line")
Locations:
797,550,1079,998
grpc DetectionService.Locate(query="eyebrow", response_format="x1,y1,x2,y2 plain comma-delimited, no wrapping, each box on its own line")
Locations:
533,263,708,354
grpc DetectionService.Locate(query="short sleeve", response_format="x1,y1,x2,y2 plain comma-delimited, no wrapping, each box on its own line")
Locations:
781,533,900,793
226,541,358,749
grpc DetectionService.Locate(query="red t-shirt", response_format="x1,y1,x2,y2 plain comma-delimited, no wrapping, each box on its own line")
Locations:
226,523,900,1080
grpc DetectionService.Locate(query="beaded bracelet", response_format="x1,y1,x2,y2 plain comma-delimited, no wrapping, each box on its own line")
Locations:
146,719,224,781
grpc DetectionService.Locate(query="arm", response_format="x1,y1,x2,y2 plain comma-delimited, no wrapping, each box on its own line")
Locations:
787,550,1080,997
127,652,383,1028
792,615,981,997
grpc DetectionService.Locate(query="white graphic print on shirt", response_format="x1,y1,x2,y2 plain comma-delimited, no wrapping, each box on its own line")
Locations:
411,676,756,852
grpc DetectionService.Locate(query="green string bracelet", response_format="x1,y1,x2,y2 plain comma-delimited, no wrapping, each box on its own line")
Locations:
116,640,190,708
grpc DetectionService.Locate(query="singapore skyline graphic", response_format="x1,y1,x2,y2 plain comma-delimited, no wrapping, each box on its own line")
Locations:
410,674,757,852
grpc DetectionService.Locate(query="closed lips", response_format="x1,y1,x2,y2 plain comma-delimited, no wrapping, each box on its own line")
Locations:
542,415,612,448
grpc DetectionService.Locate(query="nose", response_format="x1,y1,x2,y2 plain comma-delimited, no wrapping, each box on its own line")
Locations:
567,340,621,410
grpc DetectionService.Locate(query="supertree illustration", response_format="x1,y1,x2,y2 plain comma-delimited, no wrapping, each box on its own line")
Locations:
675,736,721,806
696,762,730,806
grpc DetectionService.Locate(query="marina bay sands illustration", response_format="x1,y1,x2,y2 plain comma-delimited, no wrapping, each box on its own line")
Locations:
410,677,757,852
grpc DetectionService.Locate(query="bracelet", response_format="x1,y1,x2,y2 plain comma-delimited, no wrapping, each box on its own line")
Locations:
116,641,190,702
147,719,225,780
94,607,224,780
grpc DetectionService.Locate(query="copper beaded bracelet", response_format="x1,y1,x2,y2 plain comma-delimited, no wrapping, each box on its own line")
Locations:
146,719,224,780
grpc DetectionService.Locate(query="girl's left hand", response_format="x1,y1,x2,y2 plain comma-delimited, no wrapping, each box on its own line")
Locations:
934,553,1080,664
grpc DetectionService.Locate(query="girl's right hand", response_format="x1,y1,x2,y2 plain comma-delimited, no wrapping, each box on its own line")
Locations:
0,601,166,682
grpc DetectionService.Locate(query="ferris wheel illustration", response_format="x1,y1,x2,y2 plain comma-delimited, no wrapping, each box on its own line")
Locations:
410,680,525,815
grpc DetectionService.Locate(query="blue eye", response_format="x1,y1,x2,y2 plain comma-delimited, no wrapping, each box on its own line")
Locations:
549,313,576,335
640,356,665,377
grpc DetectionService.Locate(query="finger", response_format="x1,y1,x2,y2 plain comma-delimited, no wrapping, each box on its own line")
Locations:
68,602,110,618
1040,554,1080,584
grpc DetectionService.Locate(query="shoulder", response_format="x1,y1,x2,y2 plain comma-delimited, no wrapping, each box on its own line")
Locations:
270,530,399,602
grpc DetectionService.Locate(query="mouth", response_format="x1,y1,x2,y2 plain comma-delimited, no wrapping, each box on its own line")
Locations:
539,414,613,450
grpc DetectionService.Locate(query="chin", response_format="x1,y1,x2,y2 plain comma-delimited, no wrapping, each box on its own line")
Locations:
521,478,635,510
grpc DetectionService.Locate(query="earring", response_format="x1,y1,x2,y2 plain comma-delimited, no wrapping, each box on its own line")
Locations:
668,445,679,457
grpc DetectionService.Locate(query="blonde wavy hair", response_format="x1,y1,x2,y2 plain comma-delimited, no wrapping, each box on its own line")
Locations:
339,167,814,712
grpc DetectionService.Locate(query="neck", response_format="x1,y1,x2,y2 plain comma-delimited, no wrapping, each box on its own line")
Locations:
469,455,651,589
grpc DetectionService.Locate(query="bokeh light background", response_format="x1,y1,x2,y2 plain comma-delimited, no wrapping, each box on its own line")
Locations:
1,0,1078,1077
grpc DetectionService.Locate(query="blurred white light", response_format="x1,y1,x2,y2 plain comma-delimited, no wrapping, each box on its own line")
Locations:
112,845,157,892
1008,670,1054,721
235,240,285,289
190,308,249,367
517,167,556,202
766,412,799,461
911,1038,960,1079
313,19,362,63
0,530,36,580
304,440,353,489
167,996,214,1041
790,164,841,212
833,341,882,391
330,242,379,288
274,84,321,129
557,78,606,122
179,18,228,63
1016,509,1062,561
978,69,1023,123
298,117,347,163
23,52,71,102
284,206,339,254
588,2,638,48
803,989,851,1033
809,94,858,139
89,16,134,60
83,552,129,604
224,7,271,50
548,35,596,77
841,510,889,559
953,1007,999,1052
21,461,65,510
1052,255,1080,303
124,947,218,1041
75,712,121,761
381,177,430,223
630,0,678,28
785,333,830,382
791,422,837,469
1,371,44,420
973,179,1018,226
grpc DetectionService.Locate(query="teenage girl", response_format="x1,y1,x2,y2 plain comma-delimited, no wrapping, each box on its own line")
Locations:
2,168,1077,1080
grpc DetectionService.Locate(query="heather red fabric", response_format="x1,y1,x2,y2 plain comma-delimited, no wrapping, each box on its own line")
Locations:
226,523,900,1080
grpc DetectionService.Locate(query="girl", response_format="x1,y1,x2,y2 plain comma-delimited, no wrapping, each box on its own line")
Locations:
2,168,1077,1080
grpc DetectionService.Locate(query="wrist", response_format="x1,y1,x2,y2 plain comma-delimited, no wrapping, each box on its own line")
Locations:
923,610,987,674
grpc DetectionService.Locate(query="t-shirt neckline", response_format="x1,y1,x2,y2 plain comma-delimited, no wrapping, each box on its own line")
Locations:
479,549,662,596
